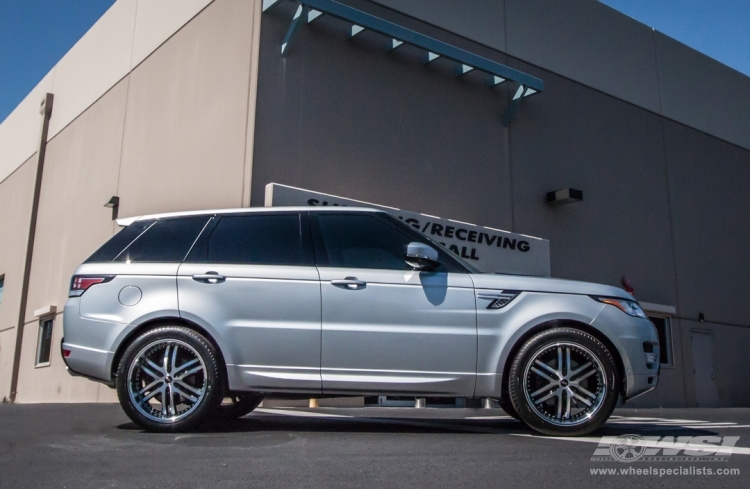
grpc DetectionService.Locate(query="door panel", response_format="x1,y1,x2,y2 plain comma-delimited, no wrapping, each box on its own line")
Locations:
177,212,321,394
318,267,476,396
178,263,321,392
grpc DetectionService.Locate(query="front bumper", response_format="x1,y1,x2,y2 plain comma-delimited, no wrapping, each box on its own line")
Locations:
590,304,660,400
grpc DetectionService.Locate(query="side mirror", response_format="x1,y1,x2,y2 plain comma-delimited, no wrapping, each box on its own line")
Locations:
405,242,440,271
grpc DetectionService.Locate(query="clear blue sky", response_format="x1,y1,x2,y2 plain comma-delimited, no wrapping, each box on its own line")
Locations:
1,0,749,123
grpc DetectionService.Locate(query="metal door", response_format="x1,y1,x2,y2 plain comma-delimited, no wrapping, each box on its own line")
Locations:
177,213,322,394
691,330,719,407
318,267,476,396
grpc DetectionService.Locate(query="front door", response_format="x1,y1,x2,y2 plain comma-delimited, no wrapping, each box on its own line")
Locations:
177,212,322,394
313,212,477,397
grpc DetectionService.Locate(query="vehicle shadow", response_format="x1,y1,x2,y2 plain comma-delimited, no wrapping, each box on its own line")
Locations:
116,413,727,437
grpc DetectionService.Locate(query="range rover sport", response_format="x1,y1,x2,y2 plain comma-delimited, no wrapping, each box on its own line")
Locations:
62,207,659,435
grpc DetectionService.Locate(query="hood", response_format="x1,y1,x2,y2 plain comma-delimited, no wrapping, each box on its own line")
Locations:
471,273,633,301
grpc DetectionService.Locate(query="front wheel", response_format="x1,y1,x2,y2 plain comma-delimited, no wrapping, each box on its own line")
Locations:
508,327,619,436
116,326,223,432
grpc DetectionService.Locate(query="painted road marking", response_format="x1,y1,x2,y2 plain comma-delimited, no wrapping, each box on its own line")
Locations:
254,408,352,418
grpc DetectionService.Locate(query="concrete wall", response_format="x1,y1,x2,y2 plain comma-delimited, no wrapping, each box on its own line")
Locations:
0,0,216,186
254,1,750,407
0,157,36,401
3,0,263,403
253,2,515,230
373,0,750,152
2,0,749,406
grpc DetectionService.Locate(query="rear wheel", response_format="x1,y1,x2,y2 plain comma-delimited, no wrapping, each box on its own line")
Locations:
213,393,264,420
116,326,223,432
509,327,619,436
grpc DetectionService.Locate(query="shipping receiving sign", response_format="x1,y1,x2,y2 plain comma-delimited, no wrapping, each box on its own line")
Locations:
265,184,551,277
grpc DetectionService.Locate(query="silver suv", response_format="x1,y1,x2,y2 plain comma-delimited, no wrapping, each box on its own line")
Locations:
62,207,659,435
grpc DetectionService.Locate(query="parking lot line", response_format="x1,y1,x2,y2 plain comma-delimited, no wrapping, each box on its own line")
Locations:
254,408,353,418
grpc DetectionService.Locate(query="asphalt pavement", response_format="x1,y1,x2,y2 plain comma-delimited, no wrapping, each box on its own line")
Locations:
1,403,749,488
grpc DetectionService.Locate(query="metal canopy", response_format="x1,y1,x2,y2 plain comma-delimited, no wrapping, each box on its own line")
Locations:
263,0,544,126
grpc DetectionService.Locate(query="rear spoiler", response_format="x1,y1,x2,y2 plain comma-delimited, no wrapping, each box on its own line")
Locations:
115,216,140,227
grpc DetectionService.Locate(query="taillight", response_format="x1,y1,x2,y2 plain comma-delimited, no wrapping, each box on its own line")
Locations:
69,275,115,297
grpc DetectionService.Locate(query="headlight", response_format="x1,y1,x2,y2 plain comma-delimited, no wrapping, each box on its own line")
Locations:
593,296,647,318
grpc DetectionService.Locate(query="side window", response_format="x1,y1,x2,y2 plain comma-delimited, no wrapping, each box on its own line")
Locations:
35,317,54,367
191,214,304,265
85,220,154,263
114,216,209,263
315,214,416,270
0,275,4,309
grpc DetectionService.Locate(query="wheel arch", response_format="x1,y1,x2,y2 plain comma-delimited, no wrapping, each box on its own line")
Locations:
499,319,626,401
110,316,229,390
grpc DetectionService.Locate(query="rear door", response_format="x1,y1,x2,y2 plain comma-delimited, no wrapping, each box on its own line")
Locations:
177,212,322,394
313,212,477,397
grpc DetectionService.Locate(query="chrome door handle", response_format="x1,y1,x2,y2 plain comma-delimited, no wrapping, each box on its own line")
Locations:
192,273,226,283
331,277,366,289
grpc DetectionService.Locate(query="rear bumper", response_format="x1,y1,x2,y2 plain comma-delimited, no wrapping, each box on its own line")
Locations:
62,298,128,384
61,338,115,387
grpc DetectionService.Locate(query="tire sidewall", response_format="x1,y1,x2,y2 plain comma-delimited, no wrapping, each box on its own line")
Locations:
116,326,223,432
213,394,265,421
509,327,619,436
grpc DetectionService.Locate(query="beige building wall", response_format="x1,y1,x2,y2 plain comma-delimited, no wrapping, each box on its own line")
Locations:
117,0,260,217
0,157,36,401
6,0,262,403
15,80,129,403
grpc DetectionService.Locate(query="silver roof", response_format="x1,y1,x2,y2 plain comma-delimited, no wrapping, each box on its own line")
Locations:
116,206,382,226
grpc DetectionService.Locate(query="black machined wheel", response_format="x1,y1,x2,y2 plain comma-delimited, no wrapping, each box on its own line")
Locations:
509,327,619,436
213,393,265,420
116,326,223,432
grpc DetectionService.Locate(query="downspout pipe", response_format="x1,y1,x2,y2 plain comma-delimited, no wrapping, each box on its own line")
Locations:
9,93,54,403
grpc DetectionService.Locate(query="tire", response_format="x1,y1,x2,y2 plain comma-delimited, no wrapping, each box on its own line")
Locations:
497,395,522,422
116,326,223,433
508,327,619,436
213,393,265,420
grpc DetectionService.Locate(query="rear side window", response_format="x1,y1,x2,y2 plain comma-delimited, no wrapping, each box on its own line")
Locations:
85,220,154,263
85,217,209,263
187,214,304,265
114,217,209,263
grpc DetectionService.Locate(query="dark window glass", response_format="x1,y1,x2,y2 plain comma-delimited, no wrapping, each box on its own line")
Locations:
85,220,154,263
36,318,54,365
199,214,303,265
316,214,417,270
0,275,4,308
648,315,672,365
114,216,209,263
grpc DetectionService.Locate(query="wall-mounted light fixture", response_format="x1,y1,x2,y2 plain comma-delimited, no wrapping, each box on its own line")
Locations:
104,196,120,220
546,188,583,205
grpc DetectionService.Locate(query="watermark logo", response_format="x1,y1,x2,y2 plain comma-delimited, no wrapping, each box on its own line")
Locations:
609,434,648,462
592,435,740,462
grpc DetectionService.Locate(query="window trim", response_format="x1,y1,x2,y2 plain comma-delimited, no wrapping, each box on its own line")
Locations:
35,316,55,368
